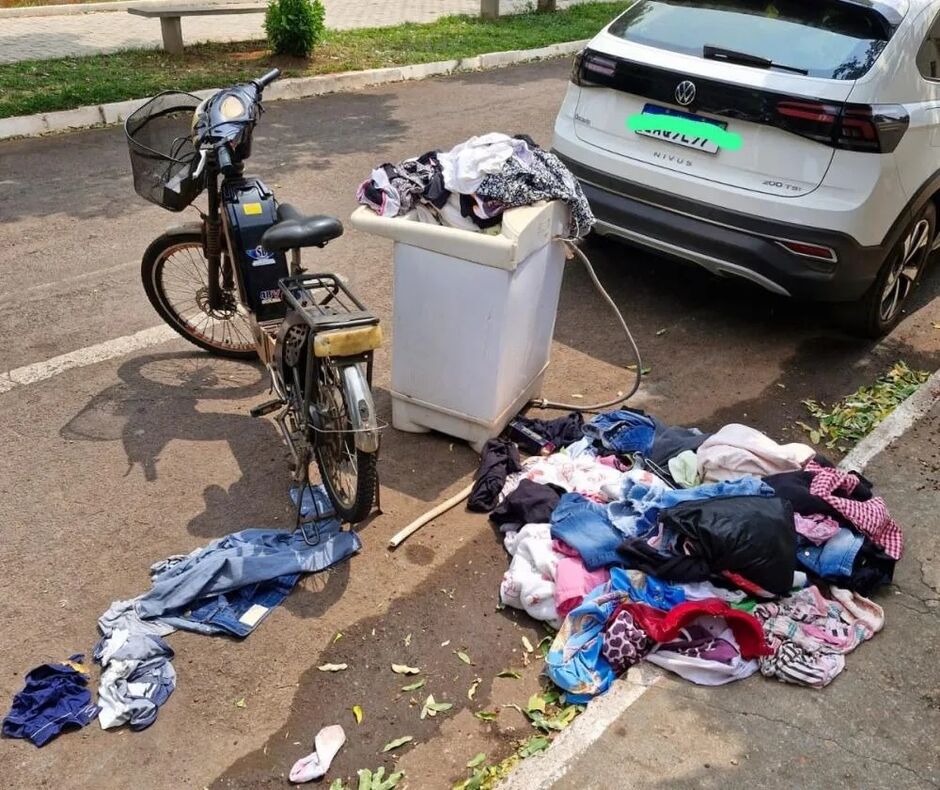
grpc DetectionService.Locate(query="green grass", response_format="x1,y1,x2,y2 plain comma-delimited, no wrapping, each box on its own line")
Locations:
0,3,631,119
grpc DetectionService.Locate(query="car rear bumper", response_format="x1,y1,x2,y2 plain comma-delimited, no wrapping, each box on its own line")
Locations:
558,155,889,302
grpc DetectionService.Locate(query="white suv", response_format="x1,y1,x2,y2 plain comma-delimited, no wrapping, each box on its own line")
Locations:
552,0,940,336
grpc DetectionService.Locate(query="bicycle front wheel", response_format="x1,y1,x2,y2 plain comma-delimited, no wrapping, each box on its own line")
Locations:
312,358,378,523
141,230,256,359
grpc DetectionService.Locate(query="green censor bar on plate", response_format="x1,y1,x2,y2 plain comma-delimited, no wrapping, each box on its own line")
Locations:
627,113,743,151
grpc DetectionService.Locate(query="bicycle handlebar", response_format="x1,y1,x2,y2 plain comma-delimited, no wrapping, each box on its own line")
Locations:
216,144,235,175
252,68,282,90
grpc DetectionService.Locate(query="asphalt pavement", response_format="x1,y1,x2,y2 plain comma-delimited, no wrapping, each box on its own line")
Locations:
0,58,938,789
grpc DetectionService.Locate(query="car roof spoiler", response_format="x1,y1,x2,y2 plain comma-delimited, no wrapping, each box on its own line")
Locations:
836,0,905,33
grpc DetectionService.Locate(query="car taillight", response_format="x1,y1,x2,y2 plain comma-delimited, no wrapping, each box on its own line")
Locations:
776,240,838,265
571,50,585,85
572,50,616,86
839,105,909,152
775,100,909,153
776,100,841,145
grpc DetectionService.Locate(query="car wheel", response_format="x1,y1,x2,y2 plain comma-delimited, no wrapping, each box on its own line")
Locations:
845,202,935,338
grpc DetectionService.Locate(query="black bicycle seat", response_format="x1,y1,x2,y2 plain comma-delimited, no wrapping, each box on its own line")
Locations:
261,204,343,252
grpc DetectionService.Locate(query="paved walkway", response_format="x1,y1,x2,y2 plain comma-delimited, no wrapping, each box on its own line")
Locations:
0,0,574,64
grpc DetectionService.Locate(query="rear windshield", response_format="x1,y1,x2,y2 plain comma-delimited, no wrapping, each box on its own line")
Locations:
607,0,897,80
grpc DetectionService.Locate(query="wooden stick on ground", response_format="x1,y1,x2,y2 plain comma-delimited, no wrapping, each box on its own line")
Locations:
388,483,475,548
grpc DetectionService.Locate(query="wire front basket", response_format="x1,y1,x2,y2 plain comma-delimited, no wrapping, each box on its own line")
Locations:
125,91,204,212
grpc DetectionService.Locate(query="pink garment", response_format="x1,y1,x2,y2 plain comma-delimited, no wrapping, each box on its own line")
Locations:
805,461,903,559
697,423,814,482
794,513,840,545
552,540,610,617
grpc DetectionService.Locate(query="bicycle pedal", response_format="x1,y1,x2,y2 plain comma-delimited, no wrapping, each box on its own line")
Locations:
250,398,283,418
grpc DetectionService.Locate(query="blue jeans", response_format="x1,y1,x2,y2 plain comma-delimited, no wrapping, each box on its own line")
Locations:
157,573,301,637
550,493,624,570
152,482,337,637
797,527,863,579
137,520,360,627
582,410,655,455
610,476,774,538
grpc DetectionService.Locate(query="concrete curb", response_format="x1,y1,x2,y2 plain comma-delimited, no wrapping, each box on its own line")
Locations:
0,0,237,18
0,40,587,141
497,367,940,789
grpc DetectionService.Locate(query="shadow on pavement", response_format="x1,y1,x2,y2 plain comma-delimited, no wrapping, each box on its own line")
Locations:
211,530,545,790
548,234,940,436
370,386,479,504
61,351,270,482
60,349,358,618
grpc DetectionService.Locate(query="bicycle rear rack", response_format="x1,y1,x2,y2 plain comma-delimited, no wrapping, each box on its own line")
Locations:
276,272,383,536
279,273,379,332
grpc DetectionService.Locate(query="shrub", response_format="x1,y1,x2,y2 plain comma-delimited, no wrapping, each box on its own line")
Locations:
265,0,326,58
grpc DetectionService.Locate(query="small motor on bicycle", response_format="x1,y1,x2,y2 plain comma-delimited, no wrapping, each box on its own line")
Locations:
125,68,382,531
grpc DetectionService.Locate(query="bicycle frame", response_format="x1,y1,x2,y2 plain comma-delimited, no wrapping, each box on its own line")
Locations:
131,68,382,529
199,158,381,443
201,158,291,363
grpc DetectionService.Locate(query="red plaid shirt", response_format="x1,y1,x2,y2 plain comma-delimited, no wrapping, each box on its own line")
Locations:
805,461,903,560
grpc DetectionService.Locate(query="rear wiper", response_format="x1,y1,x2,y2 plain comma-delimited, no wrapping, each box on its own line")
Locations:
703,45,809,75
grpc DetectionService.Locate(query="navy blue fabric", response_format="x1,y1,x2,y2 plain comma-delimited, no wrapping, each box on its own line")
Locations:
550,493,624,570
511,412,584,450
2,656,99,746
649,421,709,465
490,480,564,533
583,410,655,455
468,438,522,513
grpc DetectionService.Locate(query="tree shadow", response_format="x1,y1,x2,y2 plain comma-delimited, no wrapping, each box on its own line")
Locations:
0,92,406,224
211,527,545,789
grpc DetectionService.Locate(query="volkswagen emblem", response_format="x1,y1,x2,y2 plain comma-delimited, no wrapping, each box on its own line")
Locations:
675,80,696,107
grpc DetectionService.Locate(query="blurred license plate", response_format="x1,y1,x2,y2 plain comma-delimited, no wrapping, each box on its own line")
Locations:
635,103,726,154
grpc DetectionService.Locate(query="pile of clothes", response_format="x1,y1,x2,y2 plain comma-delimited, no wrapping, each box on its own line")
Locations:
357,132,595,238
472,409,895,699
3,486,359,745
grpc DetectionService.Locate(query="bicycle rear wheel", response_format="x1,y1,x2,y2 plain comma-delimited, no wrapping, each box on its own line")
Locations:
312,358,377,524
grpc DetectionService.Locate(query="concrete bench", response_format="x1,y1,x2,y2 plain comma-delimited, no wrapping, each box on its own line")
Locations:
127,4,266,56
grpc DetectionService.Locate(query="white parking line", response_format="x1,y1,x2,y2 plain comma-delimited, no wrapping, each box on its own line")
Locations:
0,324,177,394
499,664,665,790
